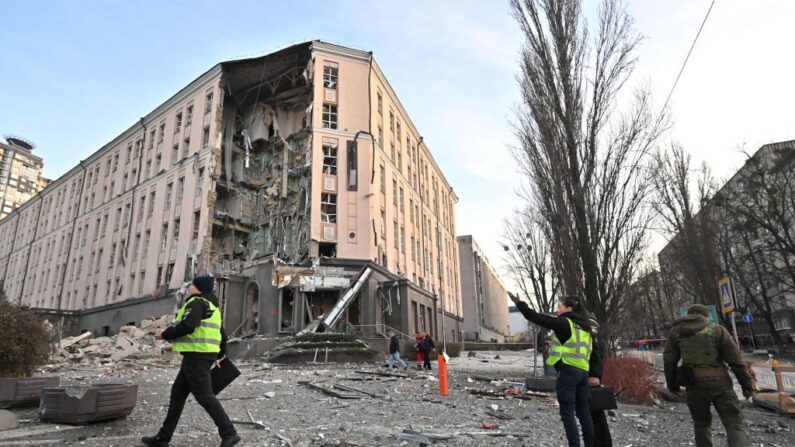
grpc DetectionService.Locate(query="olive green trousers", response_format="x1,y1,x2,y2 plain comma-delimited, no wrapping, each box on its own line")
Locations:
685,377,748,447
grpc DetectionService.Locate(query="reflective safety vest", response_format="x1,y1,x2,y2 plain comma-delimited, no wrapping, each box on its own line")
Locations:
546,317,592,371
171,296,223,354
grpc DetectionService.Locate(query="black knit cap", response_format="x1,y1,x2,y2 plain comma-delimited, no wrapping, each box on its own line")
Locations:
192,276,215,294
687,303,709,318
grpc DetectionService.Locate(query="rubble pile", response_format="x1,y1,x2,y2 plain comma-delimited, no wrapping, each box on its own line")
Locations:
49,316,176,366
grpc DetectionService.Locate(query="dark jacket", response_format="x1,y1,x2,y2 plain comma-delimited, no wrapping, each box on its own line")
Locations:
420,335,434,352
589,334,606,379
389,335,400,354
162,293,228,360
663,314,753,392
515,301,592,344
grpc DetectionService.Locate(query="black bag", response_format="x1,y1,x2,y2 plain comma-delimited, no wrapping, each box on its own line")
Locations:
211,358,241,395
677,366,696,387
589,385,617,411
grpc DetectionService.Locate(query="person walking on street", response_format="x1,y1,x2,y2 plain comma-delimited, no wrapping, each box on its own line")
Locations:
142,276,240,447
509,292,594,447
415,332,424,370
587,319,612,447
420,331,435,370
664,304,755,447
387,331,408,370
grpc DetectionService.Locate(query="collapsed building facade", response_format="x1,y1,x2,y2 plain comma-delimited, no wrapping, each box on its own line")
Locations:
0,41,463,344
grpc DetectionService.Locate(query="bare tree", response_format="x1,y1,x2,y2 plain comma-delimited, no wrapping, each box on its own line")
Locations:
502,207,559,313
510,0,667,331
650,144,723,315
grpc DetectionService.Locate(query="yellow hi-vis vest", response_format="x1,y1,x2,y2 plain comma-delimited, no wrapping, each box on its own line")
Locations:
171,296,223,354
546,317,593,371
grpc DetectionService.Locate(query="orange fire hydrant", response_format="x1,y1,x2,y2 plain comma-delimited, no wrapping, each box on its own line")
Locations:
437,353,448,396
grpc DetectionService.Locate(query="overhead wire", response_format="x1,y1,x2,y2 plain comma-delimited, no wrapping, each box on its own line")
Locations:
661,0,716,112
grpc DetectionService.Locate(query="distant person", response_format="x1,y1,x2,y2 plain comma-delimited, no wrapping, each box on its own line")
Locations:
664,303,755,447
588,319,612,447
509,291,594,447
387,331,408,370
142,276,240,447
419,331,435,370
415,332,424,369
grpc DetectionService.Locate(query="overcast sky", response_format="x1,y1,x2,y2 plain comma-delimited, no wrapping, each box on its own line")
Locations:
2,0,793,299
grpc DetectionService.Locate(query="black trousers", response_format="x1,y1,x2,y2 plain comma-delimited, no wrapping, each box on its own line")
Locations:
157,355,236,441
556,365,595,447
421,349,432,369
591,409,612,447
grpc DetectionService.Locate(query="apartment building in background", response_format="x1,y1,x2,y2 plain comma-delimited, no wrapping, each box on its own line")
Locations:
657,140,795,346
457,235,509,342
0,136,49,219
0,41,463,342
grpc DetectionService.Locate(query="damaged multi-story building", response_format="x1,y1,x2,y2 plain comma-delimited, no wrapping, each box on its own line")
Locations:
0,136,49,219
0,41,464,344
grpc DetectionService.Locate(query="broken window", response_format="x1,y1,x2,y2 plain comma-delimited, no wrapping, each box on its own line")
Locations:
390,143,395,162
196,167,204,198
320,193,337,223
377,126,383,147
323,65,338,89
400,226,406,253
205,92,213,114
159,123,165,142
176,177,184,202
380,165,386,193
377,91,383,115
392,180,397,205
389,111,395,133
322,144,337,175
192,211,200,240
175,112,183,132
202,127,210,148
182,138,190,159
409,199,414,222
399,187,404,212
164,182,173,214
133,234,141,260
143,230,150,259
173,219,180,240
397,150,402,173
186,105,193,125
396,121,401,141
347,141,358,191
148,191,156,218
138,196,145,222
393,221,398,249
380,210,386,239
160,224,168,252
322,104,338,129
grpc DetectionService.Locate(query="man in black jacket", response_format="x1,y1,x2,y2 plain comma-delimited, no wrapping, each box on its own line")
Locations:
420,332,435,370
509,292,594,447
588,319,612,447
142,276,240,447
387,331,408,370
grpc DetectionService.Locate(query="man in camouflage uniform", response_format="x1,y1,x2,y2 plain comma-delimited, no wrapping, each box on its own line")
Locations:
663,304,755,447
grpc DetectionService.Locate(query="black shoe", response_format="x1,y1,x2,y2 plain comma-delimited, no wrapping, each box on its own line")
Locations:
141,435,169,447
220,434,241,447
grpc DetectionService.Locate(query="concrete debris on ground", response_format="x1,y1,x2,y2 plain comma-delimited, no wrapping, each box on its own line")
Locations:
48,315,176,368
1,349,792,446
